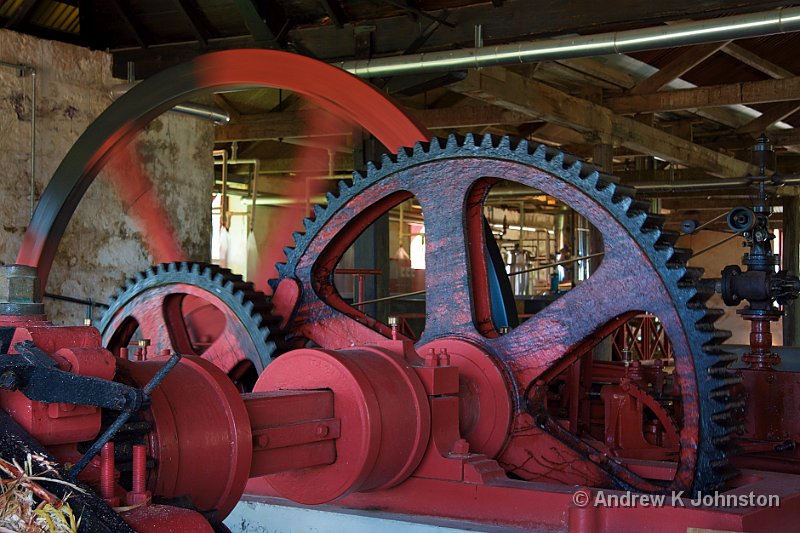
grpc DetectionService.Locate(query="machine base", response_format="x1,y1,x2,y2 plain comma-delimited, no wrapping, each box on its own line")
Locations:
240,469,800,533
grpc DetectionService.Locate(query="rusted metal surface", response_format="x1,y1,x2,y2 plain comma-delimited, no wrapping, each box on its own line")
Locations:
99,262,279,389
274,134,736,495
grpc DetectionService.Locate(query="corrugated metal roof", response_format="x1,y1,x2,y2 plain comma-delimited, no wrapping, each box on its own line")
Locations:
31,2,80,34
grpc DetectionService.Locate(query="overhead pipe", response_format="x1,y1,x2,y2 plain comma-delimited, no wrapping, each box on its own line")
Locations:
336,7,800,77
627,174,800,193
110,82,230,124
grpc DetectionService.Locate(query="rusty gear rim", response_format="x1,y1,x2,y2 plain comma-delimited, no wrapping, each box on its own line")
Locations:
273,134,740,496
99,262,280,385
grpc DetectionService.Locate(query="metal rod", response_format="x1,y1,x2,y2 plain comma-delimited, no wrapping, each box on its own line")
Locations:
350,253,603,306
67,353,181,480
691,232,742,258
336,7,800,77
44,292,109,309
29,70,36,220
214,149,229,229
694,211,730,233
507,252,605,277
629,174,800,193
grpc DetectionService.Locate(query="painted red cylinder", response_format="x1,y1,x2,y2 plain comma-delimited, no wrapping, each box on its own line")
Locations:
253,346,430,504
119,355,251,519
121,504,214,532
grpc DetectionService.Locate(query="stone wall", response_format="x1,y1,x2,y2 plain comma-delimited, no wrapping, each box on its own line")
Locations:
0,30,213,324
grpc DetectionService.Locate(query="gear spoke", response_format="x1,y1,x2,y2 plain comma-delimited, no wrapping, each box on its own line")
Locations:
276,134,737,496
491,252,663,387
415,181,480,339
100,263,279,387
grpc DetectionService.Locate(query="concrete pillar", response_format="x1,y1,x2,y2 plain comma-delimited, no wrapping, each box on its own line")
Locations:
783,193,800,346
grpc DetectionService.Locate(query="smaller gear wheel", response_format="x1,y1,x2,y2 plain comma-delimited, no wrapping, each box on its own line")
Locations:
99,262,280,391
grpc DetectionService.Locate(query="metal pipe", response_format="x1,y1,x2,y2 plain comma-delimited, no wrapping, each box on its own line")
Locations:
29,70,36,219
336,7,800,77
213,149,229,229
110,82,230,124
628,174,800,193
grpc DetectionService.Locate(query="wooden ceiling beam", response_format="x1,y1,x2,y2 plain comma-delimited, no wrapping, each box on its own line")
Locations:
720,43,794,79
736,101,800,134
629,41,729,95
4,0,39,30
109,0,150,49
606,76,800,114
449,67,756,177
232,0,287,48
174,0,209,47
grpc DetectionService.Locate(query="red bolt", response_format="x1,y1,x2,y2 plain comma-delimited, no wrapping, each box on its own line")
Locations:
257,434,270,448
424,348,438,367
451,438,470,455
132,445,147,494
316,424,329,438
100,442,115,503
438,348,450,366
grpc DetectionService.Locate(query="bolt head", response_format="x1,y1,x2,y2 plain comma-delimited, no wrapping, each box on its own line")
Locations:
0,265,40,304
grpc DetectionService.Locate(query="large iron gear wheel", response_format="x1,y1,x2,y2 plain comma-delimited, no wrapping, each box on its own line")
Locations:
99,262,280,390
271,134,740,496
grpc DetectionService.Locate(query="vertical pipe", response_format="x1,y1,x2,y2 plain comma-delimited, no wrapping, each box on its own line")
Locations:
220,150,228,229
29,71,36,220
250,160,259,232
783,194,800,346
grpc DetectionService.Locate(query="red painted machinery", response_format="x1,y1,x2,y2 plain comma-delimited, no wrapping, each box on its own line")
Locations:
2,50,800,532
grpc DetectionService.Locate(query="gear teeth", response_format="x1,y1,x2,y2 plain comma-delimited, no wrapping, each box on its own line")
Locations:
382,152,398,167
668,248,693,266
271,135,738,495
548,151,565,168
532,144,548,160
447,133,466,150
412,141,428,158
582,170,601,189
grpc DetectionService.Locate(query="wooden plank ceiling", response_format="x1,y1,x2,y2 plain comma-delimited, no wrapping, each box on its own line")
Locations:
4,0,800,229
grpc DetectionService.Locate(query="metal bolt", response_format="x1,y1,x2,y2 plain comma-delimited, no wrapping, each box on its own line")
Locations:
100,442,116,502
388,316,399,340
424,348,438,367
316,424,330,438
438,348,450,366
132,445,147,494
257,434,270,448
451,438,470,455
0,370,20,390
